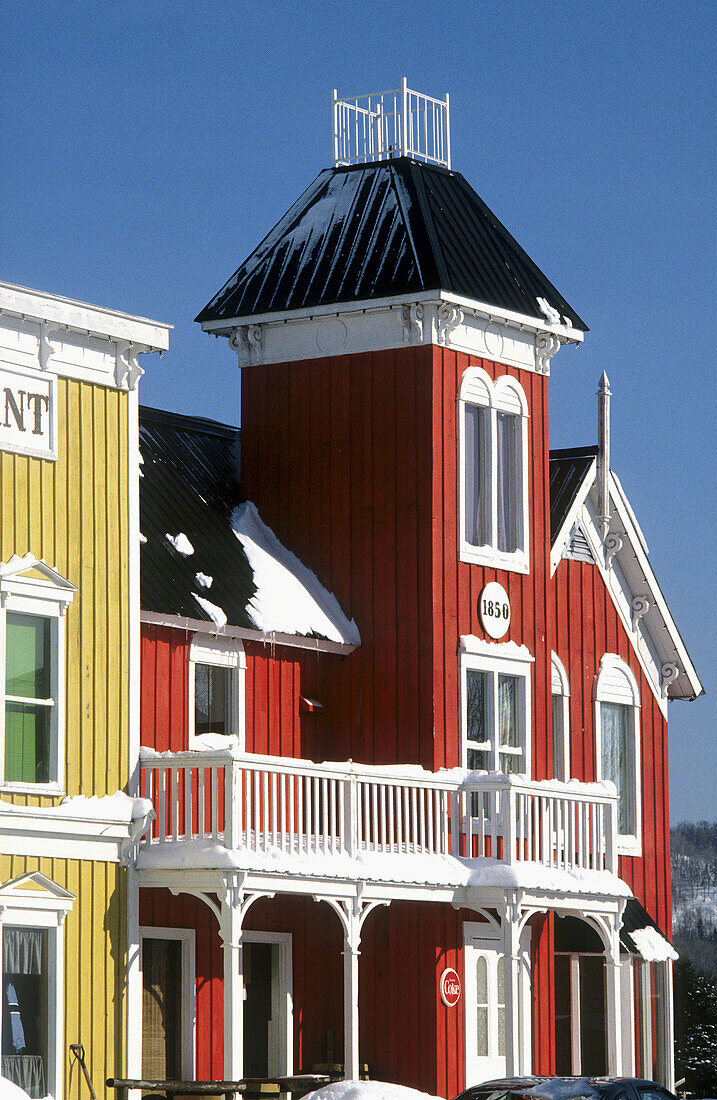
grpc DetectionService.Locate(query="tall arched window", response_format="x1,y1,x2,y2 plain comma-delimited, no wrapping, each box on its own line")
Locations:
459,368,529,572
594,654,641,854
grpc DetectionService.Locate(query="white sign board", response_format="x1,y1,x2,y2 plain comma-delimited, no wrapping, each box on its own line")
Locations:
0,365,57,460
478,581,511,639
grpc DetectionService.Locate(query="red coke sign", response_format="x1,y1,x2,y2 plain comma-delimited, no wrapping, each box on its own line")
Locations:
440,967,461,1007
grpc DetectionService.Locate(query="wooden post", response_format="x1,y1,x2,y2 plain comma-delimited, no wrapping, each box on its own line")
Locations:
605,916,623,1075
221,902,244,1080
501,897,522,1075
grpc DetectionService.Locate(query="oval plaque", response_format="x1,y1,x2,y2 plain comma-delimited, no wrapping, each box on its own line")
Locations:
440,967,461,1007
479,581,511,639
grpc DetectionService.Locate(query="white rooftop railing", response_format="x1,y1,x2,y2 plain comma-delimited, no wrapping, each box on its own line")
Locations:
332,78,451,169
139,752,618,877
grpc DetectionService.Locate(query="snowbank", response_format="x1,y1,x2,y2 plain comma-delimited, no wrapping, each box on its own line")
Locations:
303,1082,443,1100
0,792,152,823
629,926,678,962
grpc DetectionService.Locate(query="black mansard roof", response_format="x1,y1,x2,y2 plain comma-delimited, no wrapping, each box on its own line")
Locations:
549,446,598,546
196,158,587,330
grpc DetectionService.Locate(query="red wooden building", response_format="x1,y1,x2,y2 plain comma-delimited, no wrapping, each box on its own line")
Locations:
129,84,702,1098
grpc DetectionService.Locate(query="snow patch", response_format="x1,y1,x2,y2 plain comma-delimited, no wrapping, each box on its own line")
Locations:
291,1080,442,1100
232,502,360,645
0,792,152,823
536,296,562,326
195,572,213,589
0,1077,50,1100
193,594,227,630
139,532,147,544
191,733,240,751
629,926,678,962
165,532,194,556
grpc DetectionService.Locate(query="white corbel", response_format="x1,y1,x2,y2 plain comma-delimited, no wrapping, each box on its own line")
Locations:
661,661,680,698
604,532,623,567
119,807,156,866
38,322,60,371
115,341,146,390
437,302,463,346
631,595,650,630
534,331,561,375
400,302,425,343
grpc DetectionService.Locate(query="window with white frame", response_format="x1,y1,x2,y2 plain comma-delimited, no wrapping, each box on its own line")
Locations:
461,638,533,777
140,927,195,1081
0,872,74,1100
188,633,245,747
459,368,529,572
551,653,570,781
594,654,641,853
0,558,74,791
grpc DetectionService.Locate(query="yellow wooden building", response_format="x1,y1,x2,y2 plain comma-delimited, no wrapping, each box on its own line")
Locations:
0,282,170,1100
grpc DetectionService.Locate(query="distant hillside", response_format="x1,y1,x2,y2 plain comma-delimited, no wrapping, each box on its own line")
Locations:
672,821,717,974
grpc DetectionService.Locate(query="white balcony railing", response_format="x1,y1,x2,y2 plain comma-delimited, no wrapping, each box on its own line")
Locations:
138,752,618,878
332,79,451,169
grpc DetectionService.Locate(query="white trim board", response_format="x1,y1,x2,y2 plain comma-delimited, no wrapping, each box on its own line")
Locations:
551,468,702,709
140,610,357,655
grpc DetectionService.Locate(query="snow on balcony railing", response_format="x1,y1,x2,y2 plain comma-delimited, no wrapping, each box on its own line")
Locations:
139,752,618,877
332,78,451,169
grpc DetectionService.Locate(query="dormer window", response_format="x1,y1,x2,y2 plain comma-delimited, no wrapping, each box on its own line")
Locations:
0,556,75,792
459,368,529,573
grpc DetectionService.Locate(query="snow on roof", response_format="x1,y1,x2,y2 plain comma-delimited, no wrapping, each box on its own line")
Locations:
232,502,361,645
192,594,228,630
0,791,153,823
165,532,194,556
628,926,678,963
303,1080,443,1100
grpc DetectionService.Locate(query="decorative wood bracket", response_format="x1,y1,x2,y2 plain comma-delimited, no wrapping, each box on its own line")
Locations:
604,532,623,567
38,322,60,371
534,331,561,375
400,303,424,343
661,661,680,698
115,341,146,390
437,303,463,346
229,325,263,368
631,595,650,630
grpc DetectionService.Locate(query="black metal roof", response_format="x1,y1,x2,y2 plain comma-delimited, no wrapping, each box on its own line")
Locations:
619,896,673,953
196,158,587,330
139,405,257,630
549,446,598,546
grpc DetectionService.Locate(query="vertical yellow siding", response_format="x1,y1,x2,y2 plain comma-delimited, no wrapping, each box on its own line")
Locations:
0,377,130,800
0,376,131,1099
0,854,127,1100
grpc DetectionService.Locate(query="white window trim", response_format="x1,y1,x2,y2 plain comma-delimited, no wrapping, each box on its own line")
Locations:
242,930,293,1077
458,367,530,573
139,926,196,1080
0,556,75,794
594,653,642,857
551,652,571,782
0,872,74,1100
188,632,245,749
460,637,533,779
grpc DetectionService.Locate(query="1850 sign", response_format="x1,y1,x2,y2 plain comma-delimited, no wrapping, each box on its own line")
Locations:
479,581,511,639
0,365,56,460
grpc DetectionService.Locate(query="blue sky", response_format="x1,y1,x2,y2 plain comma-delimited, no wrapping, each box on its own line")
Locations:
1,0,714,822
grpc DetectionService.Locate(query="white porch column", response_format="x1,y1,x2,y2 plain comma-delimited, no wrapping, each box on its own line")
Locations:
221,900,244,1080
659,959,675,1091
318,893,389,1082
218,874,275,1081
501,895,523,1076
605,916,623,1076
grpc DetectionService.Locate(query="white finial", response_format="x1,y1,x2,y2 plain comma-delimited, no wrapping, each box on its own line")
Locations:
597,372,611,541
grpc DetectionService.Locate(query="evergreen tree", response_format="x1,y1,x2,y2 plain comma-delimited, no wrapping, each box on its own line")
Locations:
674,956,717,1096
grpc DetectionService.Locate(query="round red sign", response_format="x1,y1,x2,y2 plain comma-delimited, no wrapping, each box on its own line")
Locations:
440,967,461,1007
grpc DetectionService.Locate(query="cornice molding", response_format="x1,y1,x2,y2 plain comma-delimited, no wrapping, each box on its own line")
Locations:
206,292,581,376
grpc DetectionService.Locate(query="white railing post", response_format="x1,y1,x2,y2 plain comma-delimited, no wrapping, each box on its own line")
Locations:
444,92,451,169
606,796,618,873
224,756,239,850
344,770,358,858
332,89,340,165
401,77,409,157
502,783,517,864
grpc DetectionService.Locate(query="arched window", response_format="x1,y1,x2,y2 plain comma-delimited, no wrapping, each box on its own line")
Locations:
594,654,641,853
459,368,529,572
551,653,570,781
